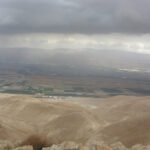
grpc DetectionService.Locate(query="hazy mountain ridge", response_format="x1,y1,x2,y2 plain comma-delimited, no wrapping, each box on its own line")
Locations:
0,49,150,78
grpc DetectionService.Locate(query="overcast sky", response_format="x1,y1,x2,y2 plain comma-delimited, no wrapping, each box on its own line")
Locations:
0,0,150,63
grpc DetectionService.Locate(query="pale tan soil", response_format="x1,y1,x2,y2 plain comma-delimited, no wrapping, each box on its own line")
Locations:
0,94,150,147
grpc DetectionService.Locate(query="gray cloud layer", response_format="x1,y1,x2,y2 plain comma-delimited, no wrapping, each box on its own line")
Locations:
0,0,150,34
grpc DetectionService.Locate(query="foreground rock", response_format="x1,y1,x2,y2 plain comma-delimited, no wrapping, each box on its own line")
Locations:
42,141,150,150
13,146,33,150
42,141,122,150
1,140,150,150
0,140,14,150
110,142,128,150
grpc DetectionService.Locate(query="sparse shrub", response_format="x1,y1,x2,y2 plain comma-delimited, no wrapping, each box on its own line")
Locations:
20,134,52,150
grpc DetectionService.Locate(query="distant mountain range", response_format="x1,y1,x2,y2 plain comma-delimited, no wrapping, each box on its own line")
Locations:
0,48,150,79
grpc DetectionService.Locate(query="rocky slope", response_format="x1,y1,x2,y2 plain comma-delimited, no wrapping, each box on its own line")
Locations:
1,140,150,150
0,94,150,148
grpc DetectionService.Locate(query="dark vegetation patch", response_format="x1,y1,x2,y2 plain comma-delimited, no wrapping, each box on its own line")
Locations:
101,88,122,93
2,90,34,95
16,80,27,86
3,82,13,86
127,88,150,95
20,134,52,150
0,80,4,84
73,87,85,92
108,93,127,96
43,88,53,95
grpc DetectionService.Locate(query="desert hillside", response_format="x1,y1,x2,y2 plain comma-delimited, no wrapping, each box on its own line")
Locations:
0,94,150,148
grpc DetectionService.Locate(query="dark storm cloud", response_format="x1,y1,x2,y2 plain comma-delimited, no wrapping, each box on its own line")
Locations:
0,0,150,34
